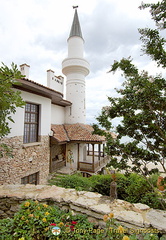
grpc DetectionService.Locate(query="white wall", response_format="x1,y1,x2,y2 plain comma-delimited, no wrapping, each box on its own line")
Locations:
51,104,65,124
68,37,84,58
66,143,78,169
7,106,25,137
7,90,51,137
65,143,87,170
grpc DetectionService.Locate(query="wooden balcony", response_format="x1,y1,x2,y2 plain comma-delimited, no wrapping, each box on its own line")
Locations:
78,155,110,173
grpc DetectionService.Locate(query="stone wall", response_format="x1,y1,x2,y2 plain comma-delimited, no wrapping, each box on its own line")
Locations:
0,136,50,184
0,184,166,237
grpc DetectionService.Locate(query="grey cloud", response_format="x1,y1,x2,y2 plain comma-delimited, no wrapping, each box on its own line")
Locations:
81,1,149,75
34,34,66,52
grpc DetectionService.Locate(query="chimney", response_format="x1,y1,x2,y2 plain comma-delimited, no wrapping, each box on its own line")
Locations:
20,64,30,79
47,69,54,88
47,69,64,95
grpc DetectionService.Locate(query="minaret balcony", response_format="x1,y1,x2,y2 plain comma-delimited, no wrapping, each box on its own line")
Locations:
62,57,90,76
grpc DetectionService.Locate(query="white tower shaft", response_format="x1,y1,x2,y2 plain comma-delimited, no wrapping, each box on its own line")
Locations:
62,8,90,124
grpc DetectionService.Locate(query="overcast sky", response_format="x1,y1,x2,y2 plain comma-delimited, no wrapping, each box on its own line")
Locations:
0,0,165,125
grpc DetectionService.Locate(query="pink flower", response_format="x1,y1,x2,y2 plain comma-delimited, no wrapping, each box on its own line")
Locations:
71,221,77,225
70,225,75,231
50,223,56,226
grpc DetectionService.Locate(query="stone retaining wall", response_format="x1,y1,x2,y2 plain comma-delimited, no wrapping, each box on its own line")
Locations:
0,184,166,237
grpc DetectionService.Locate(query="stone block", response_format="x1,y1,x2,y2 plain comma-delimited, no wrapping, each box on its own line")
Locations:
10,205,19,212
74,196,98,208
133,203,150,211
83,192,102,198
114,210,144,227
91,204,111,214
146,209,166,232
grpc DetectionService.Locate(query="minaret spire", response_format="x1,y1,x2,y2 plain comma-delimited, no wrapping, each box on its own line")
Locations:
69,6,83,39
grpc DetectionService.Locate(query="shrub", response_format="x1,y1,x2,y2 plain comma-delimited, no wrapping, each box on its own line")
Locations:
0,218,14,240
123,173,150,203
90,174,111,195
148,173,160,187
49,172,166,210
141,192,166,209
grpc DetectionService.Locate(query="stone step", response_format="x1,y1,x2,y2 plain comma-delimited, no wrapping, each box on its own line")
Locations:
48,173,69,185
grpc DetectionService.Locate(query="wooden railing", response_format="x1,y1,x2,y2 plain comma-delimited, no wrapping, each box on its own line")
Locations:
78,162,93,171
87,150,104,157
79,156,110,173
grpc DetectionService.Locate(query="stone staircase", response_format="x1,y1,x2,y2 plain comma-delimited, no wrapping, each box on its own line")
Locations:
48,172,68,186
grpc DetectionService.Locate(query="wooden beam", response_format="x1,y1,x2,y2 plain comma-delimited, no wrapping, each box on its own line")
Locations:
103,144,105,157
98,144,101,165
77,143,80,170
49,137,52,173
92,144,95,172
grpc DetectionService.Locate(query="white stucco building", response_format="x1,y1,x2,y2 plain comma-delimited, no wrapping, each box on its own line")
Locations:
0,8,111,185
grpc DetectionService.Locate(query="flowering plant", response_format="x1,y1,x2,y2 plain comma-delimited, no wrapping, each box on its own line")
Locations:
0,200,94,239
0,200,162,239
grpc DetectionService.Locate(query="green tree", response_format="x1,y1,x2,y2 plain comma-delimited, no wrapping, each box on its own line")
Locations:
0,62,25,157
93,1,166,178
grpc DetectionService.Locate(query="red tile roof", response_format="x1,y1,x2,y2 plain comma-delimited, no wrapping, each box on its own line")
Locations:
51,123,106,143
51,124,69,142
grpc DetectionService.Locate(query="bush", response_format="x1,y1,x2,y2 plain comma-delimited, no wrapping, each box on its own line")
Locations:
123,173,150,203
90,174,111,195
0,218,14,240
49,173,166,210
148,173,160,187
141,192,165,209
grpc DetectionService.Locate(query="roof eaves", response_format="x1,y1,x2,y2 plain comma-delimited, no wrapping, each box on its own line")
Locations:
13,78,72,107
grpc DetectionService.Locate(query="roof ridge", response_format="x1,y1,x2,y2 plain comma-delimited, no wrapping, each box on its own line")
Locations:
63,124,71,141
51,124,70,142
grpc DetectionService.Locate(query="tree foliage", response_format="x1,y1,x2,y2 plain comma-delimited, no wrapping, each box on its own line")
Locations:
139,0,166,67
0,63,25,156
94,1,166,177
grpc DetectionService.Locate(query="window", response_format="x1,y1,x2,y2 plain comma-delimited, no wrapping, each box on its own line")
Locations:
21,172,39,185
23,103,39,143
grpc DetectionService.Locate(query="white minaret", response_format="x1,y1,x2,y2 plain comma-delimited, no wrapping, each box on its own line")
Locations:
62,7,90,124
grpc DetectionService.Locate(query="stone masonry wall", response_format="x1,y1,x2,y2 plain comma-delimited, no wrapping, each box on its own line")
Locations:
0,136,50,184
0,184,166,237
